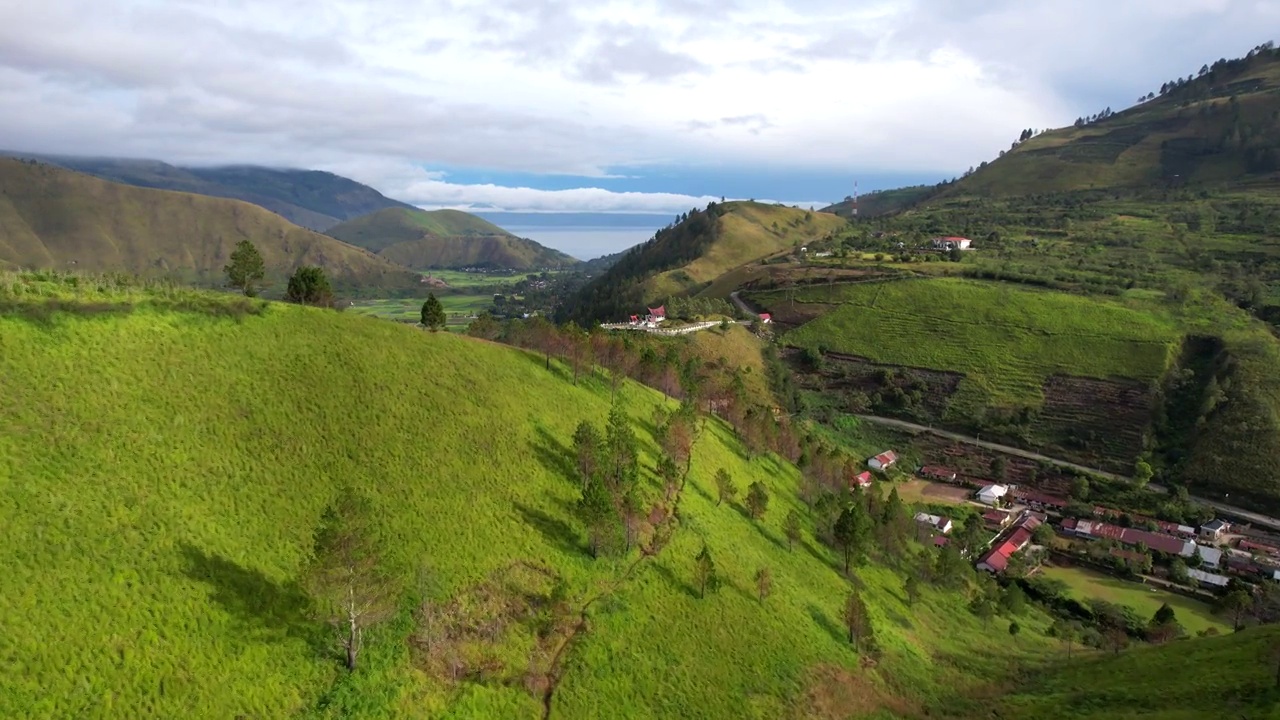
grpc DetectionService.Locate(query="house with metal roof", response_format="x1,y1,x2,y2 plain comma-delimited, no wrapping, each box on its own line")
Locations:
1200,519,1228,540
868,450,898,471
1187,568,1231,588
977,484,1008,506
914,512,954,534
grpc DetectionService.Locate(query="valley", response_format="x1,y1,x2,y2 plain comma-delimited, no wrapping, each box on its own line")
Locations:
5,33,1280,720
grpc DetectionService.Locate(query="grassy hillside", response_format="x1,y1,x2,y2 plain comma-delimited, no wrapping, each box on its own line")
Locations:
328,208,578,270
0,159,420,293
989,625,1280,720
561,202,845,324
771,278,1180,408
682,324,773,400
0,273,1080,719
943,44,1280,198
0,153,415,231
822,186,938,218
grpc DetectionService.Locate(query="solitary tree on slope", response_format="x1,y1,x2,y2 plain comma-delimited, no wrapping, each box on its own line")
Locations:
304,487,398,672
421,293,447,331
224,240,265,297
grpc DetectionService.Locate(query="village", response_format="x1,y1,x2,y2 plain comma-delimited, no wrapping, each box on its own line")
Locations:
854,447,1280,605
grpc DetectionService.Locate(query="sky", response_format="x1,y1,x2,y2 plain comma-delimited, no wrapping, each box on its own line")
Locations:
1,0,1276,215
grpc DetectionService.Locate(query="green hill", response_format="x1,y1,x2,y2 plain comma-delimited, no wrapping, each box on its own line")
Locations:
0,159,420,293
822,186,938,218
0,153,416,231
990,625,1280,720
327,208,579,270
0,272,1088,719
943,43,1280,198
560,201,846,324
749,277,1181,473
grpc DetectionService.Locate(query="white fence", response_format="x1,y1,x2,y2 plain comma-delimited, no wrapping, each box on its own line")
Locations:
600,320,721,336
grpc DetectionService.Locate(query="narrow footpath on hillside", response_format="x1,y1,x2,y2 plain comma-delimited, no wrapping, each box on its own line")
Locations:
854,414,1280,531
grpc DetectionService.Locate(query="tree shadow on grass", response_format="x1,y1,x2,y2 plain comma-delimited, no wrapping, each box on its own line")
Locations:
513,501,585,557
650,561,700,600
801,539,840,573
807,603,847,645
530,424,577,484
179,543,326,653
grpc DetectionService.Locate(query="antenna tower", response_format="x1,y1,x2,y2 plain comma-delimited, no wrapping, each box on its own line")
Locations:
852,180,858,217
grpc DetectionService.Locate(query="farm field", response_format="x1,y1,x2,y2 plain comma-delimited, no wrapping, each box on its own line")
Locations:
421,269,533,288
897,480,973,506
1039,564,1229,636
771,278,1181,410
348,295,492,327
0,273,1069,719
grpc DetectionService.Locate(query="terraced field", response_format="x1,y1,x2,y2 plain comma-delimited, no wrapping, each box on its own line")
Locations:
755,278,1183,470
773,279,1179,409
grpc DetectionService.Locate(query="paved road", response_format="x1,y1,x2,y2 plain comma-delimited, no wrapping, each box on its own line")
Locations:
855,413,1280,532
729,291,759,318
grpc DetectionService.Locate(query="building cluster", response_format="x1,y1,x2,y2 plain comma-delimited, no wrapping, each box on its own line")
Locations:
626,305,666,328
976,512,1043,573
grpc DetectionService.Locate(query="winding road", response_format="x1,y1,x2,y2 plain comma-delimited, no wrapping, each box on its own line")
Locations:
854,413,1280,532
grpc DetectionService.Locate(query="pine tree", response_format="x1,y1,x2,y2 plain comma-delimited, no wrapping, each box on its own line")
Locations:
420,293,447,331
714,468,737,507
784,510,802,551
746,481,770,520
843,589,873,651
303,488,398,671
224,240,265,297
285,266,333,306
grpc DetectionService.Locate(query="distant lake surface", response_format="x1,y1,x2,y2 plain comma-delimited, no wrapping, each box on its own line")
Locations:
501,226,658,261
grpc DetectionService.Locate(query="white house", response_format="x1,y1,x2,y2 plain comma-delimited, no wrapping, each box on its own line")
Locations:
914,512,954,534
977,484,1008,506
867,450,898,471
1199,519,1228,540
932,236,972,251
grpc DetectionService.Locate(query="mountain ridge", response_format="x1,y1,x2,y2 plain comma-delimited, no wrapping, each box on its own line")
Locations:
0,158,420,291
328,207,579,270
0,151,416,231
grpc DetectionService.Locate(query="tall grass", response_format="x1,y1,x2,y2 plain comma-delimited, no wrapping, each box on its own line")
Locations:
779,278,1181,408
1,281,1061,718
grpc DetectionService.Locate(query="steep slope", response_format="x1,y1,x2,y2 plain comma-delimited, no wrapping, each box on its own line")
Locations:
0,275,1074,719
560,201,845,323
822,185,938,218
0,159,419,291
328,207,579,270
0,153,416,231
943,43,1280,197
987,625,1280,720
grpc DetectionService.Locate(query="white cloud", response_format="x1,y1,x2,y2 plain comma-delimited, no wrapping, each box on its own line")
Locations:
0,0,1273,212
324,159,824,214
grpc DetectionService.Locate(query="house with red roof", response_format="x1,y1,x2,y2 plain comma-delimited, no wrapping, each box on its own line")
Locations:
920,466,958,482
1013,489,1068,511
758,313,772,324
977,513,1042,573
982,509,1012,531
647,305,666,322
932,236,972,251
1238,539,1280,557
851,471,873,490
868,450,898,471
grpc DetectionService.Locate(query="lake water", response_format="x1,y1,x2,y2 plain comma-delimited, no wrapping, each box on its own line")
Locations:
502,226,658,261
